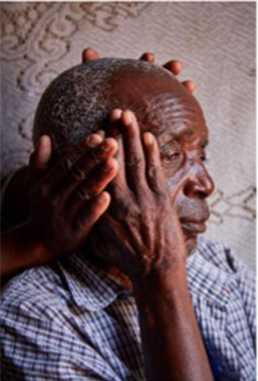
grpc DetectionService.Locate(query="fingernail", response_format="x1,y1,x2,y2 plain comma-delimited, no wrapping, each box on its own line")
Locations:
87,134,102,147
98,191,111,205
144,132,154,145
40,135,50,146
123,110,134,126
97,129,105,138
110,109,122,121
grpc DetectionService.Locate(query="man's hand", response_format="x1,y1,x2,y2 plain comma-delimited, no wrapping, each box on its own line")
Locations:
90,109,187,285
1,134,118,280
26,134,118,263
88,110,213,381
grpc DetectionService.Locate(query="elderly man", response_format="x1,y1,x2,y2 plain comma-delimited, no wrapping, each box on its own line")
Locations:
1,56,255,381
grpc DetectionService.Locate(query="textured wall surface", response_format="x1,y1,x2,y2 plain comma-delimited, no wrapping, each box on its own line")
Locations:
0,2,256,268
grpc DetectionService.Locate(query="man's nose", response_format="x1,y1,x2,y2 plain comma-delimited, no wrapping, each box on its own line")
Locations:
183,163,215,199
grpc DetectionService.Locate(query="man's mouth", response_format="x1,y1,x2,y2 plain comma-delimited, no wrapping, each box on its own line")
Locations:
181,220,206,236
180,218,208,236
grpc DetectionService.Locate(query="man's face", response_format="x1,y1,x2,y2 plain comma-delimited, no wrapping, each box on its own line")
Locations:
138,84,215,254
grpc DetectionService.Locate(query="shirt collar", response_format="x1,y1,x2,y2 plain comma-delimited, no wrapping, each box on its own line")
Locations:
58,252,126,312
58,238,233,312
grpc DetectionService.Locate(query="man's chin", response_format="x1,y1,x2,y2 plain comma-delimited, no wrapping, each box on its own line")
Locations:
185,235,198,256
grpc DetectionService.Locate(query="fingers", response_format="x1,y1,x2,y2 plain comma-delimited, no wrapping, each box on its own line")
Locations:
139,55,183,76
139,52,155,63
162,61,195,93
143,132,166,195
108,109,127,195
41,134,117,205
182,80,195,93
56,136,117,201
109,108,123,125
96,129,105,139
82,47,100,63
121,110,147,192
163,60,183,75
66,158,118,217
76,191,111,234
30,135,52,170
139,54,195,93
81,50,195,93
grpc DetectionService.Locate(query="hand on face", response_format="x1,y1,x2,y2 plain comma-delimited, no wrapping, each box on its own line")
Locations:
24,48,203,268
27,134,118,262
89,109,190,285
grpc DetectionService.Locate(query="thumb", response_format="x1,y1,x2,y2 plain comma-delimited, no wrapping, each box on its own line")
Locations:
30,135,52,170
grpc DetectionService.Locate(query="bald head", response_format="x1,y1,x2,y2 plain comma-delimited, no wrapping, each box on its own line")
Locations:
33,58,201,154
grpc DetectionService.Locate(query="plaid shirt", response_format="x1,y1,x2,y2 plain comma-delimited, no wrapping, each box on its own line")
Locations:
1,238,256,381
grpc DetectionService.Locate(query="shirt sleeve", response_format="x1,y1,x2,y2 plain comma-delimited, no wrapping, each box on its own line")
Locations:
1,289,122,381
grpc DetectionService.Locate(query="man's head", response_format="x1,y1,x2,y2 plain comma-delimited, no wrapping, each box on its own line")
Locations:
33,58,214,253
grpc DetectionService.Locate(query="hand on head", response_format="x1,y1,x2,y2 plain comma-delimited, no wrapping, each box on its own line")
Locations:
27,132,118,263
88,109,189,285
82,47,195,93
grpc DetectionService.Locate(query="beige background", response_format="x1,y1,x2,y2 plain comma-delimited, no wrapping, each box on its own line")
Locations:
0,2,256,268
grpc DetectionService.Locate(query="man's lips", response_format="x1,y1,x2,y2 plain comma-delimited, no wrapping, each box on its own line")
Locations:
180,219,208,235
177,201,210,237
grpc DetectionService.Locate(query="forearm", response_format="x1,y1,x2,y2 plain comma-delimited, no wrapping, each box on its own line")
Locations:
134,264,213,381
1,223,46,283
1,167,30,227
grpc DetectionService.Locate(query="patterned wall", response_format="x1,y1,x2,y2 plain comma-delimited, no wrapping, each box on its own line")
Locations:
0,2,256,268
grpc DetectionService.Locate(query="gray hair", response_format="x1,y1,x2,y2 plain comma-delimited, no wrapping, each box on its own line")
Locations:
33,58,171,153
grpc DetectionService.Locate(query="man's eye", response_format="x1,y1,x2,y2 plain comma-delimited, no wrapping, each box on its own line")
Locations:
163,152,182,162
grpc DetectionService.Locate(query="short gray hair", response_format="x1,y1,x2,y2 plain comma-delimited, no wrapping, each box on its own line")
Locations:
33,58,170,153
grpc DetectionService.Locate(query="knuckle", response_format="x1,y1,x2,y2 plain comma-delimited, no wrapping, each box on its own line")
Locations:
76,188,91,201
89,179,103,193
87,148,101,164
147,164,158,180
157,190,169,205
73,165,86,181
63,154,75,171
110,194,132,220
75,217,86,233
116,202,131,220
127,155,143,169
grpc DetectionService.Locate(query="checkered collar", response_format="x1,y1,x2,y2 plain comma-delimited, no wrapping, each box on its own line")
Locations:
57,252,127,312
58,238,234,312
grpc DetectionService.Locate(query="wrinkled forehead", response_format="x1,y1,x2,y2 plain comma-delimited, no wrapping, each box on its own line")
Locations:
110,68,208,144
140,92,208,146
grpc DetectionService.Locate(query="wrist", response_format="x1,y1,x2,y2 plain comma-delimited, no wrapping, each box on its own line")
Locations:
133,261,188,304
1,166,30,226
11,221,52,269
20,221,54,267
